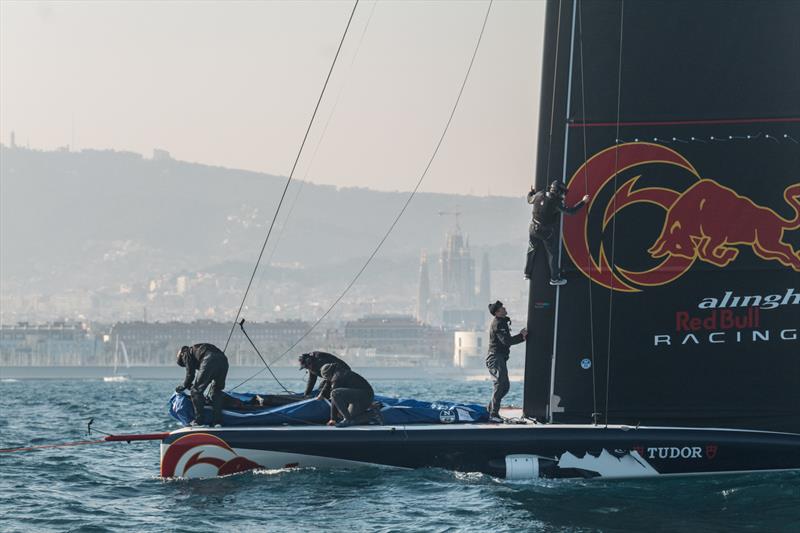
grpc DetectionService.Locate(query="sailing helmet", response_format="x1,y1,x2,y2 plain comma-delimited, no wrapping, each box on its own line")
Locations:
549,180,567,195
488,300,504,316
176,346,190,367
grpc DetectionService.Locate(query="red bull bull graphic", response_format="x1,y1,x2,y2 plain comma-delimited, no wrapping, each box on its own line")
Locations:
562,142,800,292
649,179,800,271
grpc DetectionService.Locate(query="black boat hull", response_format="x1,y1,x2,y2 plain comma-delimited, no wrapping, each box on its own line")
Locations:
160,423,800,479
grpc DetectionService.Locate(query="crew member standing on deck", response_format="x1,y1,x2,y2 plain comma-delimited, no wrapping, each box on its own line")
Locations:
298,351,350,399
486,301,527,423
175,343,229,427
524,180,590,285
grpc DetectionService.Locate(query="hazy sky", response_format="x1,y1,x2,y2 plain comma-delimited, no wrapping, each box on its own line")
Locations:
1,0,546,196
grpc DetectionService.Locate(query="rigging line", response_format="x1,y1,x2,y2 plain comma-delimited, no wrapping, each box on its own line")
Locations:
229,0,495,390
605,0,624,428
237,320,294,394
222,0,361,354
543,0,564,187
258,0,380,275
577,0,598,424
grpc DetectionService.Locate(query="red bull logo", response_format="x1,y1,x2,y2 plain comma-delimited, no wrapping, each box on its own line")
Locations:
160,433,262,478
562,142,800,292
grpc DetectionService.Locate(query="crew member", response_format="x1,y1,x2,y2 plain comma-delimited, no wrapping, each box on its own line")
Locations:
319,362,374,427
175,343,229,427
486,300,527,422
298,351,350,398
524,180,590,285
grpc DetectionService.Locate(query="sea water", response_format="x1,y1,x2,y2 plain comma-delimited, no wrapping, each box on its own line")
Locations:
0,378,797,532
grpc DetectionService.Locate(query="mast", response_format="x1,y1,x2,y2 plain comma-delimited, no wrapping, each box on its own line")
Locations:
523,0,576,421
548,0,579,423
120,340,131,370
113,335,119,374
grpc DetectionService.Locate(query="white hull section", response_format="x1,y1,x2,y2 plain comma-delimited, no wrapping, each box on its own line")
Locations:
161,441,397,479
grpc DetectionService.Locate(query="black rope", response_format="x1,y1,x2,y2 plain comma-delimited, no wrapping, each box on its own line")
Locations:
237,319,294,394
576,0,598,424
604,0,625,428
230,0,496,390
222,0,361,354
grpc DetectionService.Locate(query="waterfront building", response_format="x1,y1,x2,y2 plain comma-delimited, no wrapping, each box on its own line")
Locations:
0,321,98,366
110,319,323,367
343,314,451,365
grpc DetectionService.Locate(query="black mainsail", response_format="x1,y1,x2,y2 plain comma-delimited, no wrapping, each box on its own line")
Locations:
525,0,800,433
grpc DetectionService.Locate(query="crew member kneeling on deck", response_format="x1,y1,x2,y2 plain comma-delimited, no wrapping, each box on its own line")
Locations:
486,301,527,423
175,343,229,427
320,363,374,428
298,351,350,398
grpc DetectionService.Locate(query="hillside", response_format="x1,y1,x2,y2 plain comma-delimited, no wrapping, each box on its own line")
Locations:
0,146,531,320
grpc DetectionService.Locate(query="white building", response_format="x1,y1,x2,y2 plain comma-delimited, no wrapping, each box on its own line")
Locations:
453,330,486,368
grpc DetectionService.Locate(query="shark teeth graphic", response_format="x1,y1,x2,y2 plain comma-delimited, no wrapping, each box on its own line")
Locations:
556,449,659,478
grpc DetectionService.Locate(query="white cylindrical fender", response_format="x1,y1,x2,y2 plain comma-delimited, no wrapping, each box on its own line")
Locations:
505,454,540,479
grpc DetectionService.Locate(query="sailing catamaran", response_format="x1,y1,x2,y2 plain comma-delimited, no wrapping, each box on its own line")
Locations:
158,0,800,479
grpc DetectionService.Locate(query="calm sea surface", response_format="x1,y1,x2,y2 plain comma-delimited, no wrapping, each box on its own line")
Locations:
0,378,797,532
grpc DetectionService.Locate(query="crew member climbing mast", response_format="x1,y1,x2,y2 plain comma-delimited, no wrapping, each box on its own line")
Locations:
524,180,589,285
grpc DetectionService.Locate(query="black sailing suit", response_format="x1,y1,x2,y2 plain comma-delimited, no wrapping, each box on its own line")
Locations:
321,363,374,423
181,343,229,426
302,351,350,397
524,190,586,280
486,316,525,417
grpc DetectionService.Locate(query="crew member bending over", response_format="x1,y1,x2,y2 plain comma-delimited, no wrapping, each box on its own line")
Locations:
486,301,527,423
175,343,229,427
298,351,350,398
320,362,374,428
